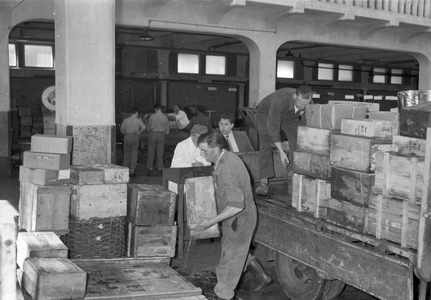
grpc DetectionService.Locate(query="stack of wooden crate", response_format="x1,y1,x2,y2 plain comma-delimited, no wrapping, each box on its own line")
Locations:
43,112,56,135
62,163,129,258
126,184,177,258
19,106,33,140
19,134,73,235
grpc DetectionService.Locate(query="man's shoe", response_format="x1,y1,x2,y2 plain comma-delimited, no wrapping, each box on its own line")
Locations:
246,258,273,292
145,170,152,176
255,183,269,196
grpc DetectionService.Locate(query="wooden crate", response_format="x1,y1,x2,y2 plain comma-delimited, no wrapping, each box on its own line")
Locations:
330,133,392,172
326,198,369,233
19,182,71,234
330,166,375,207
392,135,426,157
90,163,130,184
30,134,73,154
305,103,367,130
70,165,104,185
399,102,431,139
127,224,177,258
127,184,176,225
368,111,399,122
0,201,17,300
43,114,55,129
292,173,331,218
70,184,127,219
340,118,398,139
328,100,380,112
23,151,71,170
22,258,87,300
185,176,220,240
366,194,419,249
374,151,424,203
293,151,331,180
17,232,68,270
296,126,332,156
19,166,70,186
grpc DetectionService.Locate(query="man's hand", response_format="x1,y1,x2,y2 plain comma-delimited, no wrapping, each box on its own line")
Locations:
192,161,204,167
193,218,213,233
279,151,289,168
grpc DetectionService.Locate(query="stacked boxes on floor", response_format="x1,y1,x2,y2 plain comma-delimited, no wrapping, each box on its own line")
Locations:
43,113,56,135
127,184,177,258
19,106,33,140
62,164,129,258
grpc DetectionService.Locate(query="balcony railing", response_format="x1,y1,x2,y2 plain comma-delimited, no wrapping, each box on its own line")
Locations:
318,0,431,18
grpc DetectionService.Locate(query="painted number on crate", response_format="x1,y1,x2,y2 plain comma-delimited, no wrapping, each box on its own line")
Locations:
157,248,168,255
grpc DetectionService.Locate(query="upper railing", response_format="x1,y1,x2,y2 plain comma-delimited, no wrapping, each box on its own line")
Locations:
317,0,431,18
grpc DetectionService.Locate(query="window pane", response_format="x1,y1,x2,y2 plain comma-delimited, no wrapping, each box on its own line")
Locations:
391,69,403,84
318,63,333,80
277,60,295,78
339,64,353,81
373,67,386,83
24,45,53,68
178,53,199,74
9,44,16,67
206,55,226,75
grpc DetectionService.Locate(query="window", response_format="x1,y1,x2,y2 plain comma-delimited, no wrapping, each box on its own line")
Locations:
317,63,334,80
178,53,199,74
277,60,295,78
338,64,353,82
373,67,386,83
9,44,17,67
391,69,403,84
24,45,53,68
205,55,226,75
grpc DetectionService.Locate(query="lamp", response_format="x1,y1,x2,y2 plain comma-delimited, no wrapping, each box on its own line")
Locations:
285,50,294,58
139,29,153,41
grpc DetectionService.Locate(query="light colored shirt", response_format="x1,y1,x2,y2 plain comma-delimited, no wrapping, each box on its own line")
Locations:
147,111,169,133
169,110,190,129
225,134,239,152
120,115,146,135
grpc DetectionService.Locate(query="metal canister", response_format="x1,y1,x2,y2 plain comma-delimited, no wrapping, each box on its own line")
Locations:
397,90,420,108
419,90,431,104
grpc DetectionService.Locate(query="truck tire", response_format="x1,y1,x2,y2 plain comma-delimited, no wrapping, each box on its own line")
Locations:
322,279,346,300
276,252,328,300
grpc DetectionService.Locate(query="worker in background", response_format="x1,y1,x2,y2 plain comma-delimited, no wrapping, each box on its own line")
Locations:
120,107,146,177
168,104,190,130
186,104,213,133
146,104,169,177
195,132,272,300
255,85,313,196
168,124,211,192
218,113,254,153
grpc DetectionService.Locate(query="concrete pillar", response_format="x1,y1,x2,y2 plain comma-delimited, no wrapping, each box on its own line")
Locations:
54,0,116,165
160,80,168,108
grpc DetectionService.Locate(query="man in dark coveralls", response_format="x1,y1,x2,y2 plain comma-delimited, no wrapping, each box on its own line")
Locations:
254,85,313,196
194,132,272,300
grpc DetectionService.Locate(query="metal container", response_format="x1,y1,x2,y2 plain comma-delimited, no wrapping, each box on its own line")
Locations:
397,90,420,108
419,90,431,104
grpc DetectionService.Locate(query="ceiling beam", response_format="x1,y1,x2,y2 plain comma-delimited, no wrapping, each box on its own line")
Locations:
207,0,246,25
264,3,304,29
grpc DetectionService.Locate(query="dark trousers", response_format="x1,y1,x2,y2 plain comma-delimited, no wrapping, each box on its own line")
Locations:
147,131,165,170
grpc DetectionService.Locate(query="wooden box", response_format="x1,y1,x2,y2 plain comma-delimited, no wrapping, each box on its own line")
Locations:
23,151,71,170
292,173,331,218
20,116,33,126
330,166,375,207
30,134,72,154
19,106,31,117
127,224,177,258
0,201,17,300
43,114,55,129
330,133,392,172
22,258,87,300
306,104,367,130
399,102,431,139
293,151,331,180
366,194,419,249
392,135,426,157
326,198,368,233
70,184,127,219
70,165,104,185
296,126,332,156
127,184,176,225
90,163,130,184
19,166,70,186
340,118,398,139
368,111,399,122
17,232,68,270
328,100,380,112
19,182,71,234
185,176,220,239
374,151,424,203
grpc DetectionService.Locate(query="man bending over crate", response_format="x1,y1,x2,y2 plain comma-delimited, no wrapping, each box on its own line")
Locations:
194,132,272,300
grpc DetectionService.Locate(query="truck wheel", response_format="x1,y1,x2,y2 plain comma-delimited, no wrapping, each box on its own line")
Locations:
276,252,328,300
322,280,346,300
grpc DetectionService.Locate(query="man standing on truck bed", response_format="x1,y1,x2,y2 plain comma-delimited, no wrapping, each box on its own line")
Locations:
255,85,313,196
195,132,272,300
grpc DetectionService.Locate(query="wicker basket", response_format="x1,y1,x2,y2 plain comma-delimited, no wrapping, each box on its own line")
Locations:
61,216,127,259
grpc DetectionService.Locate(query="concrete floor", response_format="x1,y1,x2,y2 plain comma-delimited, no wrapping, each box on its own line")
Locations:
0,157,382,300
